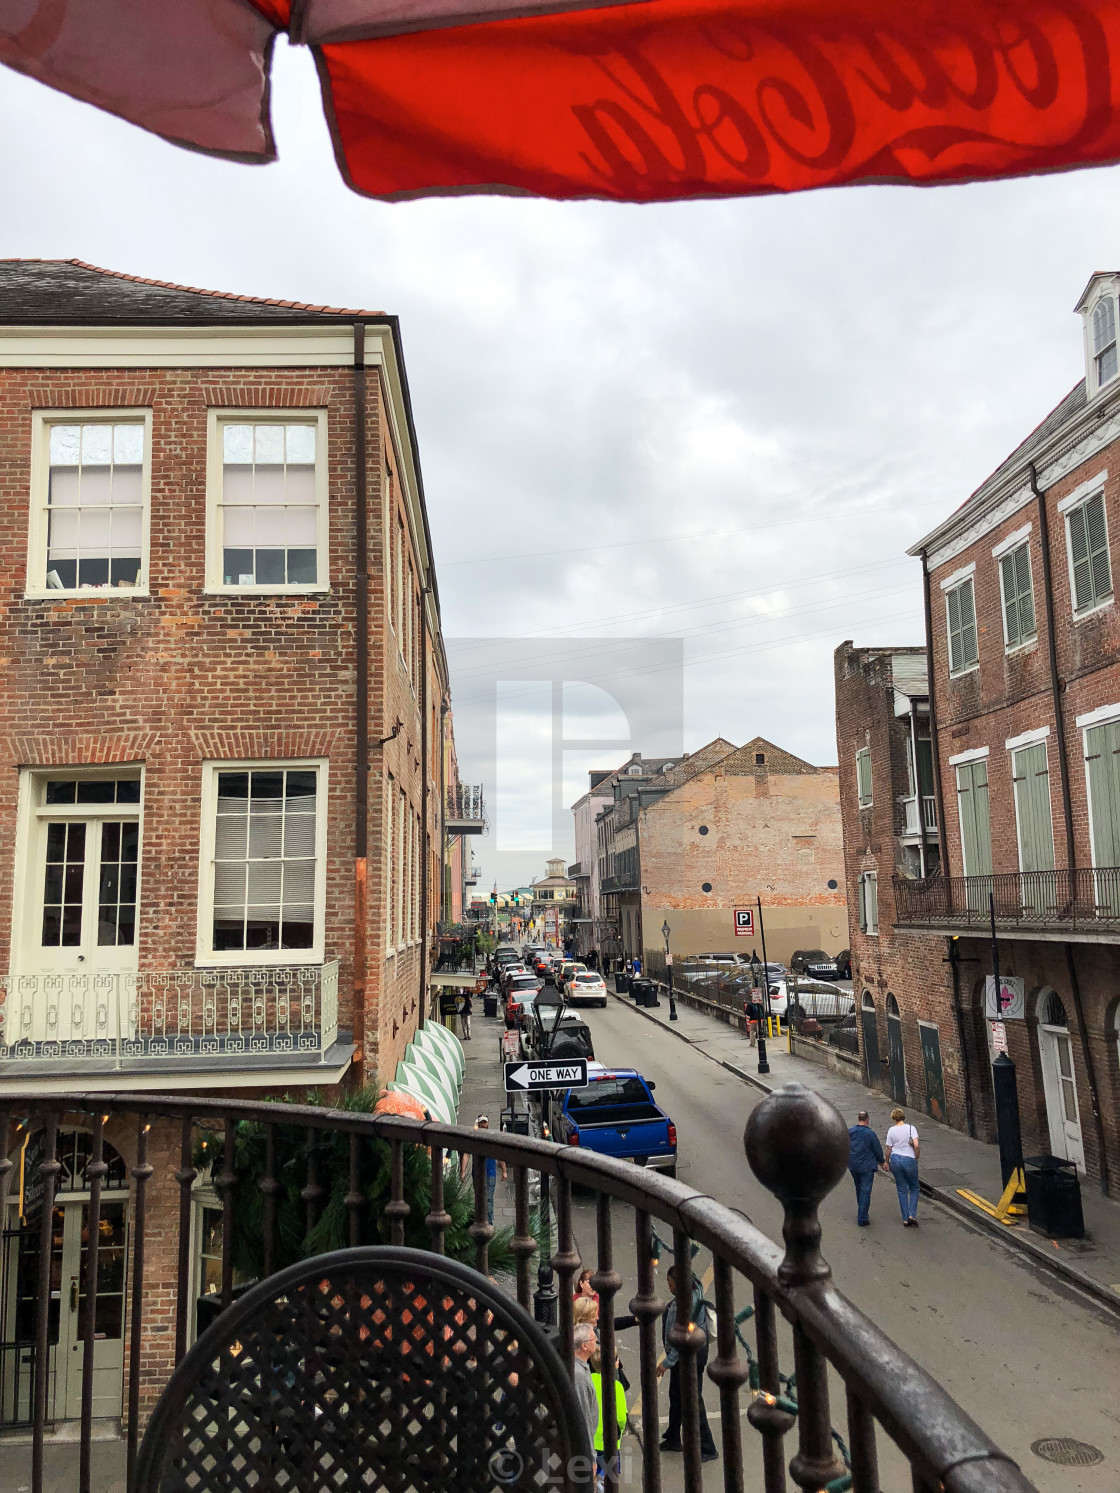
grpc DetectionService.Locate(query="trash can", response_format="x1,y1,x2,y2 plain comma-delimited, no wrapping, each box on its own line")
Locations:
1023,1154,1085,1239
631,978,658,1008
616,972,630,994
483,994,499,1018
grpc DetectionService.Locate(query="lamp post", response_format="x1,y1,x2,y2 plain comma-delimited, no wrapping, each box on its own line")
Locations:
750,947,770,1078
661,920,677,1021
532,983,564,1325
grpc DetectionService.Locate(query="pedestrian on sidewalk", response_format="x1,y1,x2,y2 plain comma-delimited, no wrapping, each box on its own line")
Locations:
572,1324,600,1453
459,990,473,1041
746,994,763,1046
460,1116,506,1222
656,1266,718,1462
885,1108,921,1227
590,1346,628,1489
847,1110,885,1226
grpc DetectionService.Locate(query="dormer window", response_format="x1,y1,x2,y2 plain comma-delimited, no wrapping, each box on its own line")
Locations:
1093,297,1118,388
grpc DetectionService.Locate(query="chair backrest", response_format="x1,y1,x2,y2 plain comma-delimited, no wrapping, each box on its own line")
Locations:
135,1246,594,1493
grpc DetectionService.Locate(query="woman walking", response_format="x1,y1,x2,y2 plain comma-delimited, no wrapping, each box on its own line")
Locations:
460,990,473,1041
885,1108,920,1226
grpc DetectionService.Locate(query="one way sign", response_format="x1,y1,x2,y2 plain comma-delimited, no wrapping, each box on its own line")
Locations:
504,1059,589,1093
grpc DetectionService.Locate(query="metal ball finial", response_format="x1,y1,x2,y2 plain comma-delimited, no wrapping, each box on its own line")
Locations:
744,1083,849,1287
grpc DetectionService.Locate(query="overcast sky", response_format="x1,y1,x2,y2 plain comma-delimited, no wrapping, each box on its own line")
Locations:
2,40,1116,888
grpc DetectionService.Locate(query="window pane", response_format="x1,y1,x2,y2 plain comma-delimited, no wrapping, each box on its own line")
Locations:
45,781,77,806
50,426,81,464
285,467,316,504
217,773,250,806
223,507,255,546
223,425,253,463
113,425,144,464
254,425,284,464
286,550,317,584
49,468,80,506
223,550,254,586
285,425,316,463
286,506,317,545
80,468,112,507
223,465,254,503
80,425,112,464
111,466,142,504
255,550,285,585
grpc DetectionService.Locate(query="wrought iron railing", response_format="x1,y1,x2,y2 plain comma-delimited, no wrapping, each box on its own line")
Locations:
0,1090,1036,1493
893,867,1120,932
0,964,339,1065
446,783,486,825
600,873,638,894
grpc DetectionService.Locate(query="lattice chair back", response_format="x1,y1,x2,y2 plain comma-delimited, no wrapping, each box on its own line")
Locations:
135,1246,594,1493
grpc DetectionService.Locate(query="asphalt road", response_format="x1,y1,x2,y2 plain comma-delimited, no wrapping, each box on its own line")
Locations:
566,999,1120,1493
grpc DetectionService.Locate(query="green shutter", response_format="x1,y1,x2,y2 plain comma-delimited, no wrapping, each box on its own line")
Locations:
1000,553,1020,645
1015,544,1036,638
958,580,978,666
1086,720,1120,867
1012,742,1054,874
1086,494,1113,603
856,748,872,806
947,585,962,671
1069,503,1095,609
957,759,992,877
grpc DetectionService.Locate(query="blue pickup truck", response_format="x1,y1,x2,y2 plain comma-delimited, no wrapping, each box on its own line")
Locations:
555,1062,677,1176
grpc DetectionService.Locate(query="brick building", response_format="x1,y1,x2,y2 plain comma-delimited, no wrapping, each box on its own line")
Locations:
837,274,1120,1196
0,260,474,1426
636,738,846,966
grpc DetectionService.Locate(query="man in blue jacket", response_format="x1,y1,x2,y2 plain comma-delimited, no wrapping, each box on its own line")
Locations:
848,1110,886,1226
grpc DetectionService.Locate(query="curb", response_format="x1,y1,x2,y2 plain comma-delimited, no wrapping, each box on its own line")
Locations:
610,987,1120,1321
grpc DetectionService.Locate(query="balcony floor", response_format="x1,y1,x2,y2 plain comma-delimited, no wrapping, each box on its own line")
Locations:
894,919,1120,945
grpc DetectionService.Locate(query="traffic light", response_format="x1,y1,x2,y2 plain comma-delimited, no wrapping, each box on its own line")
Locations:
490,892,497,904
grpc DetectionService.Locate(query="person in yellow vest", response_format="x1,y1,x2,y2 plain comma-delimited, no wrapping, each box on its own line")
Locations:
590,1349,628,1490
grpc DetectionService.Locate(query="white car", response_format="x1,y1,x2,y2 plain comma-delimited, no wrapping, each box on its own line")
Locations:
565,971,608,1008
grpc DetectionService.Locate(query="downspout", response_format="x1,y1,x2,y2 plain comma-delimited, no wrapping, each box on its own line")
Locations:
1031,466,1110,1191
418,589,431,1029
352,323,369,1080
909,697,927,880
920,551,950,877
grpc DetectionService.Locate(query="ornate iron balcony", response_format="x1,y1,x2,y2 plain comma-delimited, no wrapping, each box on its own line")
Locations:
600,872,638,894
893,867,1120,936
3,1090,1038,1493
446,783,487,833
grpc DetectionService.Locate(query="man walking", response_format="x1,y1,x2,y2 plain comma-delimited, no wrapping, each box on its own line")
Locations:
657,1266,718,1462
848,1110,886,1226
572,1323,600,1451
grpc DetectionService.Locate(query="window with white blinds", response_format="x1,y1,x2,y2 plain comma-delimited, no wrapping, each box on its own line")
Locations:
1066,492,1112,613
856,748,873,809
999,542,1036,649
946,578,979,674
201,763,325,963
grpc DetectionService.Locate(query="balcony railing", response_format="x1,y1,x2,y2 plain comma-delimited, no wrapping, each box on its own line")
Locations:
0,963,340,1070
0,1090,1037,1493
899,794,938,836
894,867,1120,934
600,872,638,894
446,783,487,832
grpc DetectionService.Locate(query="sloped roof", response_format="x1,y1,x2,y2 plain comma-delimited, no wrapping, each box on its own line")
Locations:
715,736,823,775
0,259,384,325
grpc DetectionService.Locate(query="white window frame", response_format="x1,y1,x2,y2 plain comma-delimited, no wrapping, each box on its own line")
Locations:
996,539,1037,652
1061,487,1113,619
195,758,328,968
204,409,330,596
855,747,873,809
26,408,153,600
1091,294,1119,393
858,870,878,935
944,575,979,676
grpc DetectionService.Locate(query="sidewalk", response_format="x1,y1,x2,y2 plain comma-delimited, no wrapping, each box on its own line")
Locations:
613,980,1120,1315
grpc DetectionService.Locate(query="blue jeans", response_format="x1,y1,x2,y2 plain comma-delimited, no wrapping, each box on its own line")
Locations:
850,1168,875,1225
486,1171,497,1224
890,1156,920,1220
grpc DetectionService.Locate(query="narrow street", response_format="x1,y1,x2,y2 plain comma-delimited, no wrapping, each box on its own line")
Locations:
545,1000,1120,1493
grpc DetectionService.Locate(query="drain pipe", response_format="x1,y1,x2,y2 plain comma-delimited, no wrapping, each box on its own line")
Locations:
418,588,431,1029
920,550,950,875
352,323,369,1080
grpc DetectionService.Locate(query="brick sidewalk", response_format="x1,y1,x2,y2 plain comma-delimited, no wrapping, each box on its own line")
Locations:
614,979,1120,1314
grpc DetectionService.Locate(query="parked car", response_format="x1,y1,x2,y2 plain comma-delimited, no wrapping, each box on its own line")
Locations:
555,1064,677,1175
557,961,586,992
694,952,748,966
827,1014,860,1054
834,949,852,980
504,988,540,1028
499,963,531,990
786,983,855,1026
522,1009,595,1061
564,971,608,1008
789,949,841,980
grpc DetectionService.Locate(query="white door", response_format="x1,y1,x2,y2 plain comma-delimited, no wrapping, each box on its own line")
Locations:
1038,992,1085,1169
13,773,141,1048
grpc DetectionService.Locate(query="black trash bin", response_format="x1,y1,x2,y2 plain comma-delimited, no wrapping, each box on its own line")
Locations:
616,971,630,994
1024,1154,1085,1239
631,978,658,1008
483,994,499,1018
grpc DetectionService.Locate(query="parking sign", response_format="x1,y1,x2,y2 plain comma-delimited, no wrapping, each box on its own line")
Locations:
734,908,754,938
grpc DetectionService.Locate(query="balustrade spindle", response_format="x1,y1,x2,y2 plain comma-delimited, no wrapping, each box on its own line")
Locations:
79,1113,107,1493
31,1113,60,1493
174,1115,196,1364
126,1119,153,1493
302,1125,324,1237
630,1210,663,1493
552,1173,580,1369
707,1254,749,1493
346,1131,363,1248
468,1152,492,1274
592,1195,623,1493
260,1124,280,1278
512,1166,535,1311
425,1143,450,1255
845,1385,879,1493
672,1226,705,1493
386,1138,411,1247
218,1114,238,1310
747,1288,794,1493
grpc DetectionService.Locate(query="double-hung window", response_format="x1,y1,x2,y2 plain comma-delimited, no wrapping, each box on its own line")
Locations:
1093,297,1118,389
855,747,873,809
1065,491,1113,615
208,413,328,592
29,412,150,596
945,577,979,674
999,542,1036,649
858,871,878,935
199,762,326,964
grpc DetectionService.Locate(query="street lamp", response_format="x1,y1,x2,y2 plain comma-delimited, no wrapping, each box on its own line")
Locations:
532,982,563,1326
749,950,770,1077
661,920,677,1022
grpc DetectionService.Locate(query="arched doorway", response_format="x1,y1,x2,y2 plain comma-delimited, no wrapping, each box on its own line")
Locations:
0,1128,128,1426
860,992,880,1086
886,994,906,1104
1036,990,1085,1170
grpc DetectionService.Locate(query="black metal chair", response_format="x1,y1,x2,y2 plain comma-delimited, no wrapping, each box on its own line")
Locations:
135,1246,594,1493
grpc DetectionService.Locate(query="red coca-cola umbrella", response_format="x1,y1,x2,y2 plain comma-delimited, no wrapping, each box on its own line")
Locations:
3,0,1120,202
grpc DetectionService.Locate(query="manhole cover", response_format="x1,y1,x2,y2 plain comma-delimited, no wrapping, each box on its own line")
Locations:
1031,1437,1104,1467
